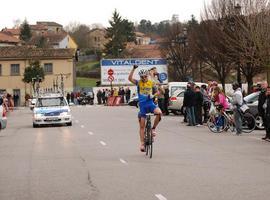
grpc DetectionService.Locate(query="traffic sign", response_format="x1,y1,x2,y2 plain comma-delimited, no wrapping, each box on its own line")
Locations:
108,69,114,76
108,76,114,82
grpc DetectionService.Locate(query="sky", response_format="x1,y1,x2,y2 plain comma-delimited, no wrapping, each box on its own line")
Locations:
0,0,211,29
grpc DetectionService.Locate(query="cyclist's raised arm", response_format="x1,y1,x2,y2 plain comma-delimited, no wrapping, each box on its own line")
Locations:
128,65,138,85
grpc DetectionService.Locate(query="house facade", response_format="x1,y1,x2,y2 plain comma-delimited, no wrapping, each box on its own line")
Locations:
88,28,108,51
0,46,76,105
29,32,78,49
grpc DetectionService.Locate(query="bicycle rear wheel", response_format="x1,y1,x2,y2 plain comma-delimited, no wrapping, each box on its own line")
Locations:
207,114,227,133
242,112,256,133
144,116,153,158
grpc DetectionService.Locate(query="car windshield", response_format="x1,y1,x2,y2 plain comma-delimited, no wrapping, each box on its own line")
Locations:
244,92,259,103
36,97,67,107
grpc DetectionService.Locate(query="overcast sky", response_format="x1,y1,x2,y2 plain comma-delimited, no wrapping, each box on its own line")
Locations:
0,0,211,29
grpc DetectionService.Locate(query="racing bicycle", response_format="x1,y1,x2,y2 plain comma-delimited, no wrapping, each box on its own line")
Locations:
144,113,154,158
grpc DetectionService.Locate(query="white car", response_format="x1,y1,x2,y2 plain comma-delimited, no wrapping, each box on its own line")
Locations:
168,89,185,115
0,101,7,130
33,94,72,128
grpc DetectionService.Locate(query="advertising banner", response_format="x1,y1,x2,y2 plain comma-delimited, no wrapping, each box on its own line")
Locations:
101,58,168,85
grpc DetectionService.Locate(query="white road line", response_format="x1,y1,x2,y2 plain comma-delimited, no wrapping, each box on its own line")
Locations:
155,194,167,200
119,158,128,165
100,141,107,146
81,125,85,128
88,131,94,135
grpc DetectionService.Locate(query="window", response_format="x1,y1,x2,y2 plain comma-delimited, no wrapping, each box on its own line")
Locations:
10,64,20,76
44,63,53,74
0,64,2,76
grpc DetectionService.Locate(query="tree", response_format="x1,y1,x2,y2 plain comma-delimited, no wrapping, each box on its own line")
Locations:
202,0,270,93
36,36,48,48
105,10,136,58
138,19,153,33
23,60,45,94
20,19,32,42
161,23,195,81
65,22,90,49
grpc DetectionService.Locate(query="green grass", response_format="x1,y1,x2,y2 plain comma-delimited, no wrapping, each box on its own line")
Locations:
76,77,100,88
76,61,100,72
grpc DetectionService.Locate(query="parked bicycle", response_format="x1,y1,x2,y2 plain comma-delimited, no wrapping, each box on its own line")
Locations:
207,105,256,133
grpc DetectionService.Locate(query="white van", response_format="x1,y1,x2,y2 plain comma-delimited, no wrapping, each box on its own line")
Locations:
168,82,206,96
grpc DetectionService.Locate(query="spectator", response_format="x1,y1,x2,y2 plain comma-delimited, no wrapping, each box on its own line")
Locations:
258,81,268,139
231,82,243,135
183,83,196,126
157,85,165,113
66,92,71,104
261,86,270,140
213,86,229,110
194,86,203,126
125,87,131,103
201,85,210,123
164,86,170,115
71,92,75,103
105,89,109,103
97,90,102,104
113,88,118,97
102,89,106,104
119,87,125,103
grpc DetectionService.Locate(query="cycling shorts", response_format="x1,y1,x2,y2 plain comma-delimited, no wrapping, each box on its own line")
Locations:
138,101,157,118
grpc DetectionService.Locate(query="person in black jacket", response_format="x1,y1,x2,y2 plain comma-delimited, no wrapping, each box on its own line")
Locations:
261,86,270,140
194,86,203,126
258,82,268,136
164,86,170,115
183,83,196,126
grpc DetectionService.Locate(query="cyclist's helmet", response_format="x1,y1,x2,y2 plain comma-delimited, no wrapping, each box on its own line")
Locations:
138,69,148,77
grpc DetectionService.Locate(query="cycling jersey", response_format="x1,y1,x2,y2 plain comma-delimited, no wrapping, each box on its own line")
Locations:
136,80,155,103
136,79,157,118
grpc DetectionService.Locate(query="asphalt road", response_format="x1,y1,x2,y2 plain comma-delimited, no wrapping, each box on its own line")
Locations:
0,105,270,200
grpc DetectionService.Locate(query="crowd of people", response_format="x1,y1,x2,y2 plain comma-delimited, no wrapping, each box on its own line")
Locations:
96,87,132,105
182,80,270,140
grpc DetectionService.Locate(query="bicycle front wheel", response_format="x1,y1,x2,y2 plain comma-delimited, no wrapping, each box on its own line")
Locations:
242,112,256,133
207,114,227,133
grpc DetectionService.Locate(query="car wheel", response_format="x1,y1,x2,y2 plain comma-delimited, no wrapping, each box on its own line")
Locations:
255,115,265,130
172,110,181,115
66,122,72,126
33,123,38,128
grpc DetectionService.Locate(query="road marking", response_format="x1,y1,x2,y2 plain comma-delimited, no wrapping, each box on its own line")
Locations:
119,158,128,165
155,194,167,200
100,141,107,146
81,125,85,128
88,131,94,135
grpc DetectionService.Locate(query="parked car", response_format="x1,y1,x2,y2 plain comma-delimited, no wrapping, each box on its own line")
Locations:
168,82,206,97
128,95,139,107
33,94,72,128
0,98,7,130
168,89,185,115
243,92,264,130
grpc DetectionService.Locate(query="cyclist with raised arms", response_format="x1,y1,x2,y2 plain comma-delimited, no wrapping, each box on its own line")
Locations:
128,65,162,152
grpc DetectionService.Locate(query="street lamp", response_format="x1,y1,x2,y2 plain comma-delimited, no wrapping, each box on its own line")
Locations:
234,3,242,89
